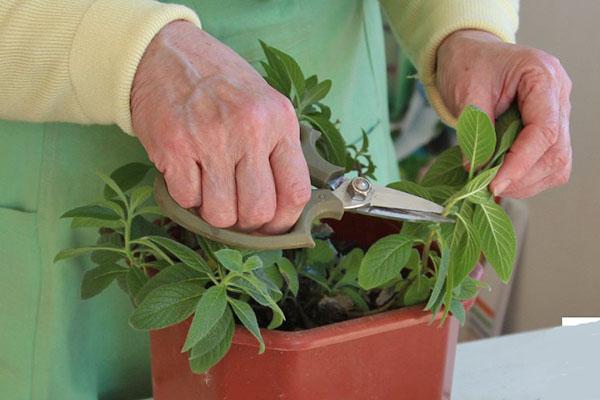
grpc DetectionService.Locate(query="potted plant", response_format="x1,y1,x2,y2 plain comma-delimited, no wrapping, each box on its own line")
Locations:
55,43,521,399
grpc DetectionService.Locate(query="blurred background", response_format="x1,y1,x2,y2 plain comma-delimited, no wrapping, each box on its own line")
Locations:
386,1,600,338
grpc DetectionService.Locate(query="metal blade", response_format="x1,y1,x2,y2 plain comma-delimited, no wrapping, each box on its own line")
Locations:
352,206,455,224
369,182,445,214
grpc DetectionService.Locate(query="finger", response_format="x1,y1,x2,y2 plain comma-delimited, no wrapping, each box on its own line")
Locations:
491,69,561,195
163,158,202,209
234,155,276,232
260,139,311,235
199,160,237,228
499,81,572,198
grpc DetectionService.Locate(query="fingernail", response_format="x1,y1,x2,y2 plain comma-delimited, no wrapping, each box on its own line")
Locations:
493,179,511,196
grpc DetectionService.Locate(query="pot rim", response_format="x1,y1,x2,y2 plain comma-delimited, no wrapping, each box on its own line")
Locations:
232,303,444,351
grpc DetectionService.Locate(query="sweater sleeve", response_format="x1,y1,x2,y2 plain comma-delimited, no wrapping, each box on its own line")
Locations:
380,0,520,126
0,0,200,134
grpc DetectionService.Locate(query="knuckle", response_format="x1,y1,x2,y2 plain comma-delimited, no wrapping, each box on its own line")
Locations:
173,192,200,209
285,180,312,208
239,205,276,228
201,210,237,229
539,124,560,147
241,100,269,128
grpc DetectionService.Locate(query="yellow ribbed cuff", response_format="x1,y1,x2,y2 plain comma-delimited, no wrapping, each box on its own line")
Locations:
70,0,201,134
382,0,519,127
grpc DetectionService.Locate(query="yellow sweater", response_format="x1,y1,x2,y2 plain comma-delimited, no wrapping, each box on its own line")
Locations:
0,0,518,134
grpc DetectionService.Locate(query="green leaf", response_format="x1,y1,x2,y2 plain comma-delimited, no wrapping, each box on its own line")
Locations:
104,162,152,198
70,217,123,230
490,120,521,167
135,263,207,304
448,208,481,287
242,255,263,271
450,166,499,204
135,205,163,216
129,185,153,213
228,297,265,353
129,282,204,330
301,114,347,167
98,171,128,204
61,205,120,221
259,41,291,96
299,80,331,112
182,285,228,351
145,236,211,275
81,263,128,299
126,267,148,305
214,249,243,272
268,46,305,103
387,181,434,202
91,233,123,264
425,234,450,311
473,202,516,282
188,308,234,374
404,278,432,307
276,257,299,296
130,216,169,240
456,105,497,170
54,245,125,263
228,275,285,323
242,250,282,269
334,248,364,289
454,276,479,301
339,287,370,312
307,239,336,265
189,306,234,360
421,146,468,187
450,298,466,325
358,234,413,290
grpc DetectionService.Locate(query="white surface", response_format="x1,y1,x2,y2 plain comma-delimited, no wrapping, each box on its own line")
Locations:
453,322,600,399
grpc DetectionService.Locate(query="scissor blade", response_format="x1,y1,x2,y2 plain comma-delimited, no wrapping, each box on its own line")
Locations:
353,206,454,224
370,183,445,214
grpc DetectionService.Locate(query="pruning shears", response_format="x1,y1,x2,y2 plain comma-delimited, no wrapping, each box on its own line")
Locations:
154,124,452,250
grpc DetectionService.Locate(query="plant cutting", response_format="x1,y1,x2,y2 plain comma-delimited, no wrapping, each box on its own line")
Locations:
55,42,522,399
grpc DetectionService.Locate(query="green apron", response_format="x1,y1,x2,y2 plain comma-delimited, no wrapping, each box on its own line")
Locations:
0,1,397,398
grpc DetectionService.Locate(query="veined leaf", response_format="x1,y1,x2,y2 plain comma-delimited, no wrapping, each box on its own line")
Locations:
301,114,347,167
189,306,234,360
358,234,413,290
276,257,299,297
228,298,265,353
473,201,516,282
334,248,364,289
307,239,336,265
404,277,432,306
189,307,234,374
129,281,204,330
228,275,285,323
126,267,148,305
81,263,128,299
299,80,331,113
456,105,496,170
490,120,521,167
104,162,152,199
98,171,128,204
214,249,243,273
387,181,434,202
421,146,468,187
450,298,466,325
425,234,450,311
135,263,207,304
145,236,211,275
61,205,120,221
454,276,479,301
129,185,153,213
54,245,126,263
268,46,306,103
182,285,228,351
449,166,499,204
448,207,481,287
70,217,123,230
242,255,263,271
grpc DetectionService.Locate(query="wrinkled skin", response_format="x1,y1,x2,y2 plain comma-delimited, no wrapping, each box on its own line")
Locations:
436,30,573,198
132,21,311,234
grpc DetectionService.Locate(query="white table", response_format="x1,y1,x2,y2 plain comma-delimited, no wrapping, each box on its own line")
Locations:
452,322,600,399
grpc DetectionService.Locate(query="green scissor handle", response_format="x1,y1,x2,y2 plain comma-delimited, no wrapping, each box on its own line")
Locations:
154,124,346,250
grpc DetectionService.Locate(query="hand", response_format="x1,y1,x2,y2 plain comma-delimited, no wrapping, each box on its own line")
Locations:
131,21,311,233
436,30,572,198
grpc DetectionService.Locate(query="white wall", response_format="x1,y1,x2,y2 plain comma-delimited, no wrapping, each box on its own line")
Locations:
504,1,600,332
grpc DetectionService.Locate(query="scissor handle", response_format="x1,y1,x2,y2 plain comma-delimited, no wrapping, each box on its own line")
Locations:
154,175,344,250
300,124,345,188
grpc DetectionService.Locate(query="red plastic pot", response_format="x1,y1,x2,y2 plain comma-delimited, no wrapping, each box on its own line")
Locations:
149,214,467,399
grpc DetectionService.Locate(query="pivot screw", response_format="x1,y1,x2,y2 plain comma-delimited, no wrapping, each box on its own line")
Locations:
347,177,371,200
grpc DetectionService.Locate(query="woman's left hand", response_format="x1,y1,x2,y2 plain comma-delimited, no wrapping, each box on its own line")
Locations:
436,30,572,198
